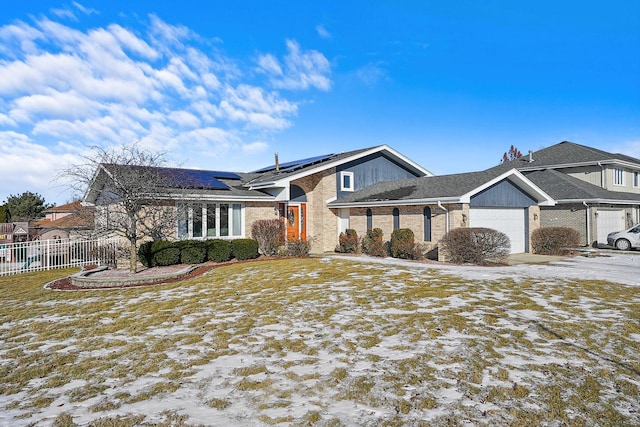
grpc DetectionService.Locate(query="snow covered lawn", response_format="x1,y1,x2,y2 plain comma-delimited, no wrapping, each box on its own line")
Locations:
1,256,639,426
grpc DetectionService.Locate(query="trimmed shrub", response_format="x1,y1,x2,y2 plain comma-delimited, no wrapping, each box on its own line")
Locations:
390,228,416,259
362,228,387,257
338,229,360,253
440,227,510,264
137,241,154,267
532,227,580,255
207,239,233,263
179,240,208,264
286,238,312,257
251,219,285,256
151,241,181,266
232,239,260,260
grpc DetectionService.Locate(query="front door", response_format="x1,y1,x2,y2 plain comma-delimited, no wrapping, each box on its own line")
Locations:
286,204,307,241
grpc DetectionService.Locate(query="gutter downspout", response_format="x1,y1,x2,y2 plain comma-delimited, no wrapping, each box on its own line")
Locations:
583,201,591,246
597,162,605,188
438,201,450,233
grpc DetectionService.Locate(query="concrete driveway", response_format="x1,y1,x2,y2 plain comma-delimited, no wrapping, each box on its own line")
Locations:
332,250,640,286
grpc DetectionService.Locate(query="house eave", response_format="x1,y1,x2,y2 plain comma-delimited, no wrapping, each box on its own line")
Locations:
328,197,461,209
554,198,640,205
518,159,640,172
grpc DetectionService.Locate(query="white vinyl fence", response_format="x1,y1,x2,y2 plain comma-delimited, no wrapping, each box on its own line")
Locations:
0,237,122,276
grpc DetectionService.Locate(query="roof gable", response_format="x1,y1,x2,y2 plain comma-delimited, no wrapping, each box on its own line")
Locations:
245,145,432,189
329,168,554,207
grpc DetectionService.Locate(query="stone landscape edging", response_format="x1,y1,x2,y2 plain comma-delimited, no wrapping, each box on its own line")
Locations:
70,265,199,288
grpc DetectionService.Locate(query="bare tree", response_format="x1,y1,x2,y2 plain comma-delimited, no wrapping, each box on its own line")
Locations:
61,143,185,273
501,145,523,164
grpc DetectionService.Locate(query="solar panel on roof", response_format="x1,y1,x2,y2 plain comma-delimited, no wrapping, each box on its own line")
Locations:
157,168,232,190
209,171,241,180
252,153,335,173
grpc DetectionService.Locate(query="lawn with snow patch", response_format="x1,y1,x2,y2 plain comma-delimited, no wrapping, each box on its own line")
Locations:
0,258,638,426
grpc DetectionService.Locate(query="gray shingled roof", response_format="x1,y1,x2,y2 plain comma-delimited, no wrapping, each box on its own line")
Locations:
328,169,507,205
501,141,640,170
523,169,640,202
245,147,376,186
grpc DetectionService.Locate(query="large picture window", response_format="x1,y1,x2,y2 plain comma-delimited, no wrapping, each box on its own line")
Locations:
177,202,244,239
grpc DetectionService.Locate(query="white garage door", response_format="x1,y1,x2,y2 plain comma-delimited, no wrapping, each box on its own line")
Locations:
470,208,526,253
597,209,625,245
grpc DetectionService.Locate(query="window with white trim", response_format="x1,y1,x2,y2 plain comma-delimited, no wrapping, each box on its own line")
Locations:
634,172,640,188
340,171,355,192
613,168,625,186
177,202,243,239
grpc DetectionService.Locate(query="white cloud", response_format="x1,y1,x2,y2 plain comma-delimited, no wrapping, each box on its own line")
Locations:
72,2,98,16
169,110,201,128
242,141,269,154
356,62,388,87
258,40,331,91
257,54,283,75
316,24,331,39
0,13,331,203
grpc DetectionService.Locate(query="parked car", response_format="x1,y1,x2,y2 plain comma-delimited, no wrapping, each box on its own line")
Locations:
607,224,640,251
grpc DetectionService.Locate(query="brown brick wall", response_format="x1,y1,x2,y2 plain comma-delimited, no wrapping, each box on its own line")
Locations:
245,202,280,239
539,204,588,245
292,168,338,253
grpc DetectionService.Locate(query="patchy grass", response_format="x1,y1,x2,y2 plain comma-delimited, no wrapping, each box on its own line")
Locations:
0,259,639,426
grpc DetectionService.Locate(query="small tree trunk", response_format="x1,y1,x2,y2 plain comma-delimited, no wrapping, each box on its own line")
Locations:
129,238,138,273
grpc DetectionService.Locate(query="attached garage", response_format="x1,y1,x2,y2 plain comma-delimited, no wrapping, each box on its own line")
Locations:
470,207,527,253
596,209,625,245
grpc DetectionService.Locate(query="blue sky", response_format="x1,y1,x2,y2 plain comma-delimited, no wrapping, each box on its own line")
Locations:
1,1,639,205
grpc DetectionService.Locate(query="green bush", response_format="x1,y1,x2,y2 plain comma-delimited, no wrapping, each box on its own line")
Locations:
440,227,510,264
532,227,580,255
338,229,359,253
251,219,284,256
285,238,312,257
362,228,387,257
151,241,181,266
232,239,260,260
137,241,154,267
390,228,416,259
207,239,233,263
178,240,208,264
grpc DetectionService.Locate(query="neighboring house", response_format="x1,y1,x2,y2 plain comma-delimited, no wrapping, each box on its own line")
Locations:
495,141,640,246
329,168,555,255
31,201,95,240
84,145,431,253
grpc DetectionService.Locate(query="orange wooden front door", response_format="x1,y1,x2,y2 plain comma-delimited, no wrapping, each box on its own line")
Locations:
286,204,307,241
286,206,300,241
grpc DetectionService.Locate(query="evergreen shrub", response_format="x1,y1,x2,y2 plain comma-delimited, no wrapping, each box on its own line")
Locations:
207,239,233,263
390,228,416,259
179,240,208,264
232,239,260,260
137,241,154,267
338,229,359,253
151,241,181,266
362,228,387,257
